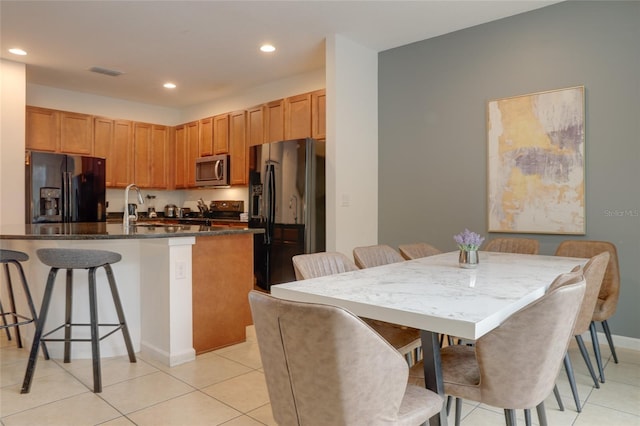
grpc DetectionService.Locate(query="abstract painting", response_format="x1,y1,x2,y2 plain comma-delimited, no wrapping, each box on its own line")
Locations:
487,86,585,234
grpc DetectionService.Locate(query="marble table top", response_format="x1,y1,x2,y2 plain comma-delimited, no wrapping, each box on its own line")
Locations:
271,251,588,340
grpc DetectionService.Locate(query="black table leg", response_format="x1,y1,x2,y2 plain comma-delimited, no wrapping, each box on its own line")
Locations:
421,330,447,426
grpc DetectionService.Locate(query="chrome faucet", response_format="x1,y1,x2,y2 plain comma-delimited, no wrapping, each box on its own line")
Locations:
123,183,144,227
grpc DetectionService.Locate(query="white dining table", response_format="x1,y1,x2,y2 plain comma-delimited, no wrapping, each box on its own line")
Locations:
270,250,588,426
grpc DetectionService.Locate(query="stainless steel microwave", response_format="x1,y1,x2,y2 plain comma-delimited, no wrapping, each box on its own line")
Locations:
195,154,230,187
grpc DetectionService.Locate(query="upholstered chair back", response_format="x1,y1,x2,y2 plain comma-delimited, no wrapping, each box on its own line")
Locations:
484,237,540,255
471,271,585,409
555,240,620,320
292,251,358,280
398,243,442,260
353,244,404,269
248,290,443,425
571,251,609,335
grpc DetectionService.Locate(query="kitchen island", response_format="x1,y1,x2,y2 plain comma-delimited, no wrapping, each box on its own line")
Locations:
0,222,263,366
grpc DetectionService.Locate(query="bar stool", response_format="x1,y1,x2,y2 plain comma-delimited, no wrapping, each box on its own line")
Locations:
0,249,49,358
21,248,136,393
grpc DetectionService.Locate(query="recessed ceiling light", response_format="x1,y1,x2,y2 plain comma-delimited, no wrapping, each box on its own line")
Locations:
163,82,177,89
260,44,276,53
9,48,27,56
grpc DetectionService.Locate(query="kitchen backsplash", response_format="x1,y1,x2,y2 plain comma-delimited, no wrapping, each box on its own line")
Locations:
106,186,249,216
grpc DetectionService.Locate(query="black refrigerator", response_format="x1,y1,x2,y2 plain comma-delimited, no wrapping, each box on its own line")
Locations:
249,138,326,291
25,151,107,223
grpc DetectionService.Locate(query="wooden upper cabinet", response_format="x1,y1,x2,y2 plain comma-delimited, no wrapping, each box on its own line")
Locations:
173,125,187,189
93,117,114,186
133,122,153,187
311,89,326,140
112,120,134,188
186,121,199,187
199,116,213,157
26,106,59,152
229,110,247,185
247,105,265,146
265,99,284,143
213,113,230,154
150,125,168,188
285,93,312,140
59,111,93,154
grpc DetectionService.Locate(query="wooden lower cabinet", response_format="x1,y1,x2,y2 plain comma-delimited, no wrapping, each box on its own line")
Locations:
191,234,254,354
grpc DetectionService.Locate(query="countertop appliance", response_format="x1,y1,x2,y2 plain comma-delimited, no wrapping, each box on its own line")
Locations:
164,204,178,218
195,154,230,187
248,138,325,290
25,151,106,224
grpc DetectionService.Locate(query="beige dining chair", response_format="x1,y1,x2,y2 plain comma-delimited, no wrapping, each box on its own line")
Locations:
352,244,404,269
292,252,422,362
484,237,540,254
409,271,586,426
561,251,609,412
398,242,442,260
555,240,621,372
249,290,444,426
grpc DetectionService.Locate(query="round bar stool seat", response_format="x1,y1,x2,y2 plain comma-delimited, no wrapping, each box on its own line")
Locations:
21,248,136,394
0,250,49,358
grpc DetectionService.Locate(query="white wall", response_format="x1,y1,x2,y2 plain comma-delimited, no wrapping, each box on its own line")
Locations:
27,84,181,125
0,59,26,226
325,35,379,255
182,69,325,122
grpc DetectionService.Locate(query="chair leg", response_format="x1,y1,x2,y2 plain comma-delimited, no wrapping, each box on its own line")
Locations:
564,353,582,412
4,263,23,347
536,401,548,426
576,335,600,388
21,268,59,394
589,322,605,383
455,397,462,426
13,261,50,359
524,408,532,426
2,264,14,340
553,384,565,411
104,264,136,363
88,268,102,393
504,408,517,426
64,269,73,363
446,395,452,415
601,320,619,363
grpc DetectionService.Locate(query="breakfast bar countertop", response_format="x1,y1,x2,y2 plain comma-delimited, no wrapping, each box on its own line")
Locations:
0,222,263,240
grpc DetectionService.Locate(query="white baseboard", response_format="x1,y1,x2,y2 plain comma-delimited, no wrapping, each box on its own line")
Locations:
581,330,640,352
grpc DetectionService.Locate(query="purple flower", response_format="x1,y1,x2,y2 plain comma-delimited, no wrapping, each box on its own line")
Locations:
453,229,485,251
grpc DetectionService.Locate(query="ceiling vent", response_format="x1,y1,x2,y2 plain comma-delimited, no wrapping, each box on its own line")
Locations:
89,66,124,77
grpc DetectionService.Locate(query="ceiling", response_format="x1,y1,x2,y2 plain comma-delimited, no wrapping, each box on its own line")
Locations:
1,1,558,109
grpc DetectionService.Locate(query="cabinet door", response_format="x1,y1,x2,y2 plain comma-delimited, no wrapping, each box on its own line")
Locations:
312,89,326,140
93,117,114,187
174,125,187,189
112,120,134,188
26,106,59,152
213,113,230,154
285,93,311,140
150,125,168,188
265,99,284,143
199,116,213,157
186,121,199,187
229,110,248,185
247,105,265,146
59,111,93,155
134,122,152,187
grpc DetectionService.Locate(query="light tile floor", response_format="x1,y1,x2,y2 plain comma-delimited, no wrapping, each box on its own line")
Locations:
1,327,638,425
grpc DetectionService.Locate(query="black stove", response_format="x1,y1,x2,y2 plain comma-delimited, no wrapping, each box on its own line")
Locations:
205,200,244,220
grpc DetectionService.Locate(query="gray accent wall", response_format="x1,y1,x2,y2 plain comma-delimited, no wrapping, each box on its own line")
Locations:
379,1,639,339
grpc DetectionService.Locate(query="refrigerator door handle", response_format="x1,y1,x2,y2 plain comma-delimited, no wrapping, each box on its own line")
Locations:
64,171,72,222
265,164,276,245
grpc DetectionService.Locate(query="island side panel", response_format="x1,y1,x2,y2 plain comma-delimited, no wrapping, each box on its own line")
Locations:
192,234,254,354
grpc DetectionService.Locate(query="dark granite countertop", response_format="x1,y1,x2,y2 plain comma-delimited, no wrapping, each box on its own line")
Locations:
0,222,263,240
